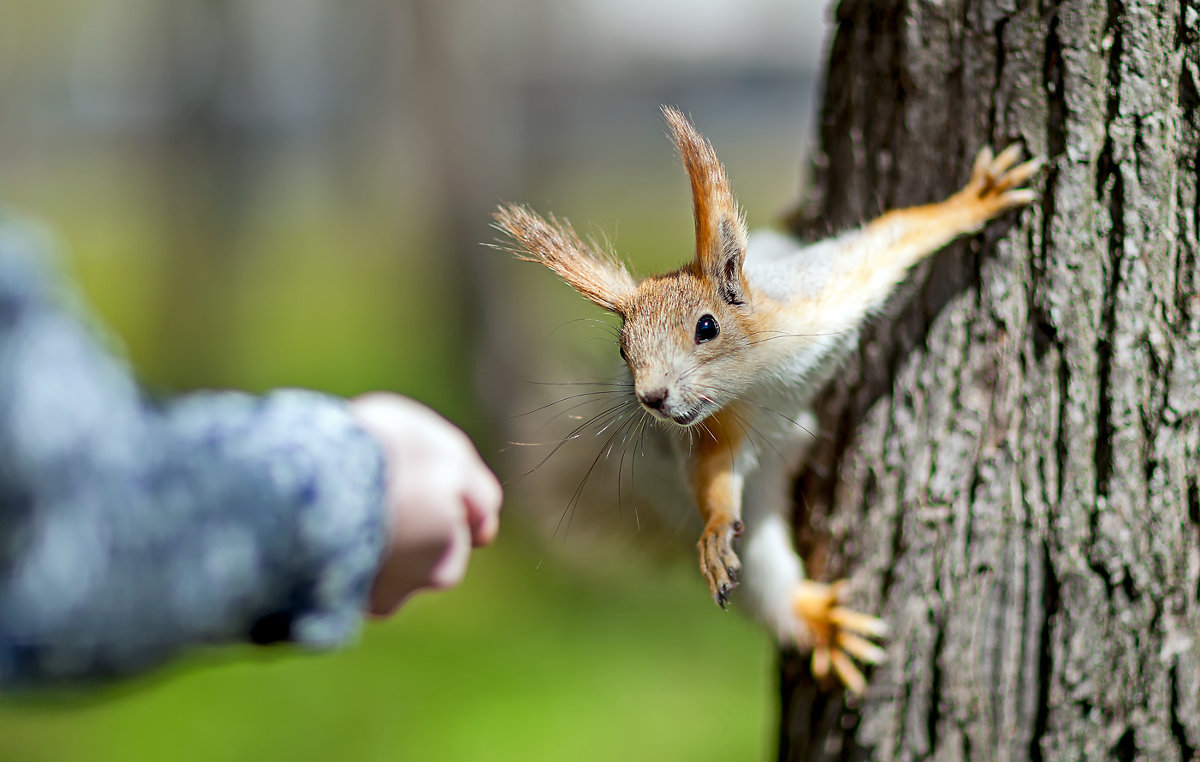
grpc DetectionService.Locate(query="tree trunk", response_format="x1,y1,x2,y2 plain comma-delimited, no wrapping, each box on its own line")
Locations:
779,1,1200,760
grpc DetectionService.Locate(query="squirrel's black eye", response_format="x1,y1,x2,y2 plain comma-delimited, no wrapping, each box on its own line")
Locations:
695,314,720,344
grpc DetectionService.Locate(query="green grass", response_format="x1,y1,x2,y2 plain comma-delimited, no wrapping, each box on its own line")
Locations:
0,531,772,762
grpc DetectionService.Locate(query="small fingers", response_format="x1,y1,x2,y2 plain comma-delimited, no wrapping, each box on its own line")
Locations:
700,552,734,608
1001,188,1039,208
829,606,889,638
702,562,737,609
792,580,887,694
971,145,995,183
700,560,724,608
811,645,832,682
426,522,473,589
830,649,867,696
837,631,888,665
969,145,1045,206
988,143,1024,179
709,583,727,609
995,156,1044,191
464,468,504,547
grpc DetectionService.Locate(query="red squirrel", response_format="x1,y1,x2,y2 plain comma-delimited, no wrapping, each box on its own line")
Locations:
495,107,1041,693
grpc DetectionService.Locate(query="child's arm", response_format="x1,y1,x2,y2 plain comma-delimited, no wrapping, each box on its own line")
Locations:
0,221,501,690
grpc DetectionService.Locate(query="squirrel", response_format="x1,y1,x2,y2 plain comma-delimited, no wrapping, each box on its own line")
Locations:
494,106,1041,693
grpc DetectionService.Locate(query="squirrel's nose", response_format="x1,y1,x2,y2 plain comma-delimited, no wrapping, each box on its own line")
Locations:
637,388,669,411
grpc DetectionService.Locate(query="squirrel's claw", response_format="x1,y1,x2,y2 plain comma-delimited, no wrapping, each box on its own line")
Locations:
992,156,1043,195
963,144,1044,215
698,520,742,609
794,579,886,696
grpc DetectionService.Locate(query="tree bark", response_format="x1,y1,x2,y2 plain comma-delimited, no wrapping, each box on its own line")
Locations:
780,1,1200,760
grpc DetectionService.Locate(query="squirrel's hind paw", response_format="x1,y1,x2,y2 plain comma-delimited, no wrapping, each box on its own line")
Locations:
794,580,887,696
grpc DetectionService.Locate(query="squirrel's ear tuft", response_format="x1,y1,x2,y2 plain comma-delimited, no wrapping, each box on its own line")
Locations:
493,204,636,313
662,106,748,306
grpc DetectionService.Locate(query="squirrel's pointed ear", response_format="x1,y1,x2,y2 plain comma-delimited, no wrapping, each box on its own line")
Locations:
663,106,749,306
493,204,636,313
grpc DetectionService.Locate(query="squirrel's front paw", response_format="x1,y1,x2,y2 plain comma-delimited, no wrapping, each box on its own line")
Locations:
794,580,887,695
960,144,1043,216
697,518,744,609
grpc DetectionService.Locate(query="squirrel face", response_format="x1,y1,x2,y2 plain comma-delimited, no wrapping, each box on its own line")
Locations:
619,266,753,427
495,106,753,427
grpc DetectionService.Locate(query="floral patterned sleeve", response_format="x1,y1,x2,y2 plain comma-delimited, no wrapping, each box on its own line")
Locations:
0,221,388,689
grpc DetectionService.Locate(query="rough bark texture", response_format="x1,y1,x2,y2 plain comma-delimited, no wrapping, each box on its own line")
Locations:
780,1,1200,760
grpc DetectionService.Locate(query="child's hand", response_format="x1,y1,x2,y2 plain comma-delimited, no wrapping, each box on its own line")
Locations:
348,393,502,616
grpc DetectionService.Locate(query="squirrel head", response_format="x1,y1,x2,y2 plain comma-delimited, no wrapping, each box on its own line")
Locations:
495,106,753,427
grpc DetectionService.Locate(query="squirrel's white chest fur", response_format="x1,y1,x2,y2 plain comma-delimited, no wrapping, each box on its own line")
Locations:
739,229,858,429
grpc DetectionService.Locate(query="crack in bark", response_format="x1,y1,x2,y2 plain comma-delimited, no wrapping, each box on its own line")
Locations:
881,0,907,208
1188,477,1200,530
1170,662,1198,761
923,597,946,760
897,645,913,759
1029,318,1065,516
1041,6,1068,160
1054,351,1070,507
1093,0,1125,510
952,2,969,187
988,15,1009,139
879,468,905,603
1112,725,1136,761
1040,2,1068,511
1088,0,1127,613
1188,476,1200,604
880,391,909,589
1178,0,1196,48
1177,53,1199,328
1031,319,1056,362
1028,539,1059,762
1141,341,1170,566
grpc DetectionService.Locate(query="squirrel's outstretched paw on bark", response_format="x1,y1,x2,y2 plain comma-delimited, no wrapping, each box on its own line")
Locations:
963,143,1043,211
794,580,887,695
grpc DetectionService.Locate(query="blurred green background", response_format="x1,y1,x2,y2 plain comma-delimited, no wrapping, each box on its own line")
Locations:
0,1,827,759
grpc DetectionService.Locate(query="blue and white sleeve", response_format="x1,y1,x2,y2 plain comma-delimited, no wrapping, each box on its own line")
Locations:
0,220,388,689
